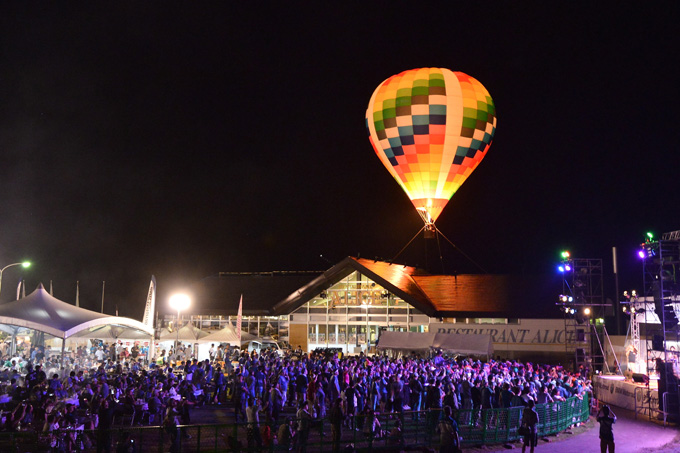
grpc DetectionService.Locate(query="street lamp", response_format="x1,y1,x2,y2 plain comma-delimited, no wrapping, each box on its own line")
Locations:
169,293,191,350
0,261,31,301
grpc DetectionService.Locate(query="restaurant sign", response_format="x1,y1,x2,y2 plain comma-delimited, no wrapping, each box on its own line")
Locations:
430,319,572,351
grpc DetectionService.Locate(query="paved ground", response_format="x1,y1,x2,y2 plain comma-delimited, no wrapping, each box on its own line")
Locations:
467,407,680,453
190,404,680,452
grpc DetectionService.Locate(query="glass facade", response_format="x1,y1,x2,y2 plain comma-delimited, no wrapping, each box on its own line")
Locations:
164,315,290,344
290,270,430,353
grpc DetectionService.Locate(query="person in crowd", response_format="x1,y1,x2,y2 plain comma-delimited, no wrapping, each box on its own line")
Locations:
596,404,616,453
437,405,460,453
277,417,295,451
245,396,262,450
295,400,311,453
329,397,345,452
521,399,539,453
362,408,381,442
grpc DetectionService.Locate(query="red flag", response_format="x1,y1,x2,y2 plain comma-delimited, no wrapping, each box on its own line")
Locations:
236,294,243,342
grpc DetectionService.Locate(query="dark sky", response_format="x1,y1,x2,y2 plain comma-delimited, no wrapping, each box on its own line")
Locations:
1,4,679,317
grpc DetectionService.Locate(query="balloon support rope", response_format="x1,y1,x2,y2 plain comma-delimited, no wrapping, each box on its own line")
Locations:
389,225,488,274
389,226,426,265
434,225,488,273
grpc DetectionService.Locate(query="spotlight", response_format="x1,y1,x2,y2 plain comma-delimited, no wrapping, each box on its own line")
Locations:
558,265,565,273
564,264,572,272
584,307,591,316
561,251,570,259
638,250,646,259
570,308,576,315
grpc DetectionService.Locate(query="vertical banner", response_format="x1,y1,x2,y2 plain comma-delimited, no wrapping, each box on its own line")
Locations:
142,276,156,328
236,294,243,342
143,276,156,363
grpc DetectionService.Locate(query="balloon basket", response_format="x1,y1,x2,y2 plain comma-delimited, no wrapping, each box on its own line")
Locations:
424,224,436,239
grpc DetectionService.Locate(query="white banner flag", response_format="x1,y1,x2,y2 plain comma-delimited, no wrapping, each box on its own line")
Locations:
236,294,243,342
142,276,156,328
143,276,157,363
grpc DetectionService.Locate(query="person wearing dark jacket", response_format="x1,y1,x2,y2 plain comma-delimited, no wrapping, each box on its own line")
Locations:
596,405,616,453
97,396,120,453
521,399,539,453
329,398,345,452
410,374,424,419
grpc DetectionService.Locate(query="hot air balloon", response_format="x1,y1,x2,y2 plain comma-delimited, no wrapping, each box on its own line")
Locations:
366,67,496,237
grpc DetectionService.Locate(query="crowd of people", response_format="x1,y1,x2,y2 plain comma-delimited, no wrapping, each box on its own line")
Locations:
229,348,591,451
0,340,593,452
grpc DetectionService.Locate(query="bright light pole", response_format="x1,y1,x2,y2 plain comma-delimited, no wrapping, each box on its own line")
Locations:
169,293,191,350
0,261,31,301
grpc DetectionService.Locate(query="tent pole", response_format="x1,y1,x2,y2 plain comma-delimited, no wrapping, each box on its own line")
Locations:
60,337,66,371
148,334,154,365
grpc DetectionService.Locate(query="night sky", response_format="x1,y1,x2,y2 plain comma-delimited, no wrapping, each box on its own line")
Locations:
1,4,679,317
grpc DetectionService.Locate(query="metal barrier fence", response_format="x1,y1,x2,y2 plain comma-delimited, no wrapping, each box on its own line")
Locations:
0,395,589,452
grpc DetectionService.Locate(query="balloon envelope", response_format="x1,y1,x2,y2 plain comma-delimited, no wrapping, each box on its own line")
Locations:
366,68,496,224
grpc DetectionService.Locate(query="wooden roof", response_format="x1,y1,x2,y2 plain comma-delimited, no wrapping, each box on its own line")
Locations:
184,257,562,319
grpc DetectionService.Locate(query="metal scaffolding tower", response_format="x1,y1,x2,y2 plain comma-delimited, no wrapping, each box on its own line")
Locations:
640,232,680,419
559,257,609,373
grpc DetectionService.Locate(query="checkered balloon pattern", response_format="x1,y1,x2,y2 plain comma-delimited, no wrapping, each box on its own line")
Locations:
366,68,496,223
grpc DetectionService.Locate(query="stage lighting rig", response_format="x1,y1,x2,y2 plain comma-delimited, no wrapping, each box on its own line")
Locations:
557,294,576,315
557,250,574,273
622,290,640,316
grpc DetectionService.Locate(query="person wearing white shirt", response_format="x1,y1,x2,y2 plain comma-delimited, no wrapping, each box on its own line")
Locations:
245,397,262,449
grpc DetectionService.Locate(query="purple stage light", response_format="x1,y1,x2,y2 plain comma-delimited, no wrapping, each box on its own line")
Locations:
638,250,645,259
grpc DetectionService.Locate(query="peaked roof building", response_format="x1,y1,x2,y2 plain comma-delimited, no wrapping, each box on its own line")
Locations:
183,257,561,319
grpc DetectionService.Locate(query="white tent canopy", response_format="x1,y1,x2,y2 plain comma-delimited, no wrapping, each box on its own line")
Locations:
158,327,172,339
0,285,153,339
194,323,258,361
69,324,154,340
432,332,494,356
376,332,435,351
377,331,493,356
159,323,209,342
201,323,256,344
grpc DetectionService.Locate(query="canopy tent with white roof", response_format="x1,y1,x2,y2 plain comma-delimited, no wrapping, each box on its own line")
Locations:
156,323,211,361
195,323,257,361
69,324,155,340
201,322,256,344
0,284,154,366
158,323,209,342
376,331,493,357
